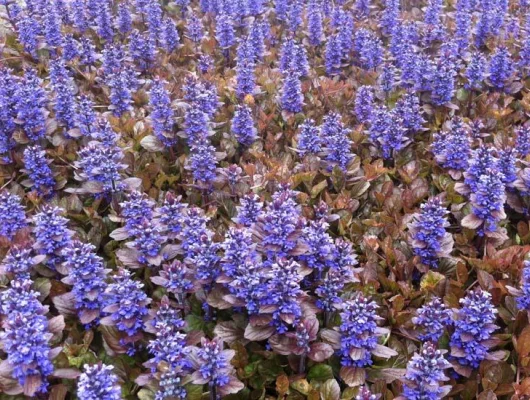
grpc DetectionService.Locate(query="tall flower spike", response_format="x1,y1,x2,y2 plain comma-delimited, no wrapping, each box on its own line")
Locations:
231,104,258,147
255,186,304,258
236,40,257,98
516,259,530,311
233,193,263,226
61,241,109,325
462,145,498,194
412,297,453,341
33,206,72,268
103,269,151,342
108,70,133,116
450,290,498,372
23,145,56,197
395,92,425,133
281,70,303,114
378,61,397,93
322,113,354,171
187,137,218,185
354,86,375,125
0,279,56,396
488,47,514,90
340,294,382,367
402,343,451,400
516,126,530,158
297,119,322,156
77,364,122,400
187,12,205,43
76,95,96,137
498,148,517,188
307,0,323,46
261,258,305,333
189,338,243,397
149,78,177,147
126,218,166,265
354,29,384,70
215,13,235,50
49,59,78,132
162,18,180,53
147,300,189,373
117,3,132,35
16,15,40,57
463,168,506,237
16,69,47,141
432,117,471,173
0,191,27,240
0,247,36,279
408,197,453,268
0,68,18,160
325,34,343,75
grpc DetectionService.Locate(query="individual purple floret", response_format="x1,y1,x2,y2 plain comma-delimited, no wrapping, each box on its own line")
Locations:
412,297,453,341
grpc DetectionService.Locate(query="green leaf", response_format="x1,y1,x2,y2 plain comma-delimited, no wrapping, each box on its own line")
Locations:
185,384,203,400
310,179,328,198
320,379,340,400
137,389,155,400
307,364,334,382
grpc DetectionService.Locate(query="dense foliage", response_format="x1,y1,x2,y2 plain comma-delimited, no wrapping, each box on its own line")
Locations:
1,0,530,399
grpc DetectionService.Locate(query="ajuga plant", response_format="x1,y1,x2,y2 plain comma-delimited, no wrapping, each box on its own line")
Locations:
0,0,530,398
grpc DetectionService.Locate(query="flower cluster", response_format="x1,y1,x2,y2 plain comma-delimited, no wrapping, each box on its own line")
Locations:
0,191,27,240
412,297,453,342
77,364,122,400
402,343,451,400
61,241,109,325
450,290,498,370
103,269,151,349
339,294,381,367
408,197,453,268
0,279,56,395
